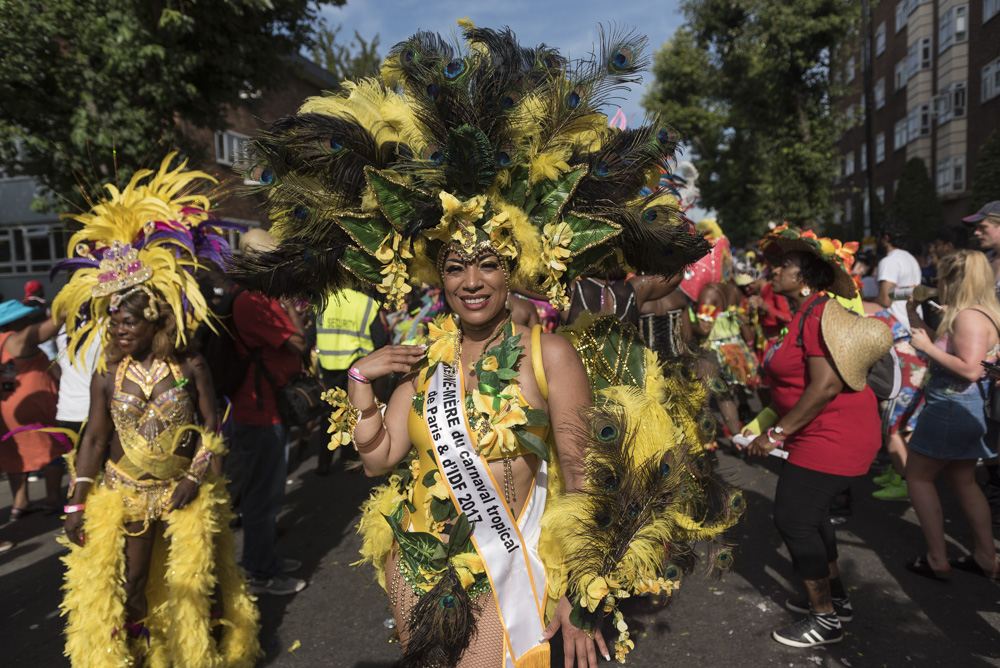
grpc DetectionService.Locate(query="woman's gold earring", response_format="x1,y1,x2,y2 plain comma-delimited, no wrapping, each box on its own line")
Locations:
800,286,812,297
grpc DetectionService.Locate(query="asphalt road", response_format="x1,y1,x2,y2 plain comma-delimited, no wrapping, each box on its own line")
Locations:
2,438,998,667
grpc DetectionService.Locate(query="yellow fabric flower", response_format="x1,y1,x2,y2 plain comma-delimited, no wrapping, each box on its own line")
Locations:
484,210,519,259
426,315,459,368
322,388,355,451
542,221,574,273
452,551,486,589
584,575,610,612
472,386,528,455
480,355,499,372
374,231,414,309
432,192,487,253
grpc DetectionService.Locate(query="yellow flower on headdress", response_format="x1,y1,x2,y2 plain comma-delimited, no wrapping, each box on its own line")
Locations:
432,192,487,253
542,221,574,273
425,314,459,370
483,210,518,260
322,387,355,450
375,231,413,309
471,385,528,455
818,238,837,257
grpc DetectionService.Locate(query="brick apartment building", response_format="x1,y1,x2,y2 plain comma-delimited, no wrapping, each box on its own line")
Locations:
832,0,1000,239
0,54,338,300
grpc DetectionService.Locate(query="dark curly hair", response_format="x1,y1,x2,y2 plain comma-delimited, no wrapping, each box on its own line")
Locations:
878,218,910,249
786,251,835,292
104,288,186,364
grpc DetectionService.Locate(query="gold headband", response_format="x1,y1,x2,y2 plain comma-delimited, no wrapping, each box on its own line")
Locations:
109,284,160,321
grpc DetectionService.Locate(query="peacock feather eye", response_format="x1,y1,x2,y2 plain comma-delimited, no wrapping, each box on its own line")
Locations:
495,150,512,166
610,46,633,72
250,166,274,186
439,594,456,609
600,472,617,492
540,52,559,71
595,512,612,528
566,86,586,109
657,127,678,147
422,145,444,165
626,502,640,518
293,205,308,220
644,208,658,223
329,137,344,152
599,424,617,441
595,161,610,177
665,565,679,580
501,91,522,110
402,48,415,64
659,461,671,477
716,551,733,568
426,83,439,100
731,494,744,511
444,59,466,79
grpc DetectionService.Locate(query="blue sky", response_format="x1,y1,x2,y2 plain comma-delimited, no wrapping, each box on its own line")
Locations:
318,0,686,125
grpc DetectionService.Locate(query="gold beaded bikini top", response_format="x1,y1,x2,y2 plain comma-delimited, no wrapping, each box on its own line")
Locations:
110,356,196,480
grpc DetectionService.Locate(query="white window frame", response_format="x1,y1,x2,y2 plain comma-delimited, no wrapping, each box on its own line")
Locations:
907,106,920,139
955,4,968,42
920,103,932,135
895,59,907,90
846,56,856,83
876,133,886,163
0,223,71,277
984,57,1000,102
875,22,887,56
986,0,1000,24
894,119,908,149
845,152,856,177
920,36,933,71
940,7,954,53
214,129,250,167
845,198,853,224
953,80,967,117
952,155,966,191
875,186,886,208
861,143,868,172
875,78,886,109
907,41,919,78
834,203,843,225
936,157,950,194
895,1,907,32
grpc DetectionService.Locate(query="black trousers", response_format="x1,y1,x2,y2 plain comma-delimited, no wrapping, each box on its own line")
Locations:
773,461,855,581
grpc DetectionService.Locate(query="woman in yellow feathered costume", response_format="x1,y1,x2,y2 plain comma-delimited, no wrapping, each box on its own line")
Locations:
57,155,261,667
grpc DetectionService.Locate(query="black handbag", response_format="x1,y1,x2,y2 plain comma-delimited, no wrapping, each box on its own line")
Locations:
274,373,332,426
975,310,1000,423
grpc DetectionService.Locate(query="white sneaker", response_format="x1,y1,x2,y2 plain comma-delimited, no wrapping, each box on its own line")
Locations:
249,574,307,596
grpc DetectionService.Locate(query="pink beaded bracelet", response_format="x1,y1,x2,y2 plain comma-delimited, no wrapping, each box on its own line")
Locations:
64,504,86,514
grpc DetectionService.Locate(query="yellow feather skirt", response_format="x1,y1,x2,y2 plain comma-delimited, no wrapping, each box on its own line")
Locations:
59,475,262,667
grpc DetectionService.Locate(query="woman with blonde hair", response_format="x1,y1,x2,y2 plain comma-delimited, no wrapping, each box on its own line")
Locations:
905,249,1000,580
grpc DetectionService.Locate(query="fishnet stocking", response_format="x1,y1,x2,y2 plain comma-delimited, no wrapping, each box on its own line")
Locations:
386,546,505,667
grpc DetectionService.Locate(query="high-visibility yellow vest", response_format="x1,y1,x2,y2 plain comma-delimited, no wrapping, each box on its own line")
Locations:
316,289,378,371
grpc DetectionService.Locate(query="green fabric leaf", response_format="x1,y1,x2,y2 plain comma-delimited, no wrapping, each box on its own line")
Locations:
496,368,518,380
562,247,615,283
341,248,383,282
421,469,439,488
514,427,550,461
448,513,473,551
504,165,531,206
430,496,456,522
568,600,599,632
366,168,436,232
562,212,621,255
334,215,390,253
524,408,549,427
525,166,587,227
479,370,500,391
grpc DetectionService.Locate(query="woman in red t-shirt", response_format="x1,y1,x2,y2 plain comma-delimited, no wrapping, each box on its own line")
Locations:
742,227,882,649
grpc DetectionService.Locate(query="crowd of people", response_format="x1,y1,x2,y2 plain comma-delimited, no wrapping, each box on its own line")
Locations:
1,20,999,668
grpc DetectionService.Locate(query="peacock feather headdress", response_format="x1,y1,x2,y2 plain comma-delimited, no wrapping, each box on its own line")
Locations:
52,153,240,369
228,20,709,309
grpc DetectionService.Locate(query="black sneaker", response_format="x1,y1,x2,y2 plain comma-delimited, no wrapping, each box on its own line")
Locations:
785,596,854,622
772,612,843,648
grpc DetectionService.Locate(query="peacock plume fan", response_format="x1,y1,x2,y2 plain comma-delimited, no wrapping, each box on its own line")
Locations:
228,19,708,309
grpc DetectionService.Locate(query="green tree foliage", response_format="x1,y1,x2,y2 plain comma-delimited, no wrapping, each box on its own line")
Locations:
970,128,1000,212
308,19,381,82
891,158,944,242
0,0,340,210
643,0,858,245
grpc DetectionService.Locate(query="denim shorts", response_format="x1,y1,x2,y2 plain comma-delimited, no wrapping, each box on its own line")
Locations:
907,388,997,460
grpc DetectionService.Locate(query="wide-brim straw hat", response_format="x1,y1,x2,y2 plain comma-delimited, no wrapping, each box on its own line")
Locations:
821,300,893,391
763,236,859,300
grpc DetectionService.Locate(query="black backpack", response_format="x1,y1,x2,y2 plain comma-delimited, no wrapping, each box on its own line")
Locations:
201,287,253,400
797,297,901,401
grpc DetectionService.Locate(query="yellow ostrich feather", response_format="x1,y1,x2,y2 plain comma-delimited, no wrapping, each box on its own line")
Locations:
354,477,406,590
